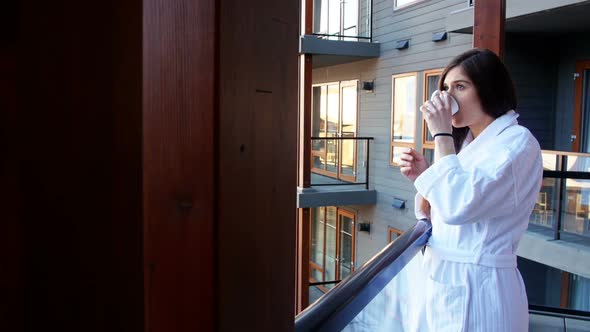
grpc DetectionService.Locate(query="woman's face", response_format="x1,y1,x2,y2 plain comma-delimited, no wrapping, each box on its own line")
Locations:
443,66,491,129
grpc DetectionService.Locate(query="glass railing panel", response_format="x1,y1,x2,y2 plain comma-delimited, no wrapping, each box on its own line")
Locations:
295,220,431,332
531,151,560,228
531,150,590,238
311,137,373,188
561,154,590,237
312,0,372,42
341,253,425,331
530,177,557,229
542,151,559,171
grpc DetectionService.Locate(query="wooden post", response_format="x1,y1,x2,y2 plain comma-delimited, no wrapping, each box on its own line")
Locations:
473,0,506,57
296,0,314,313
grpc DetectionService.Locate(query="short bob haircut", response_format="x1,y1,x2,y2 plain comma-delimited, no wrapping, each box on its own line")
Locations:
438,48,517,151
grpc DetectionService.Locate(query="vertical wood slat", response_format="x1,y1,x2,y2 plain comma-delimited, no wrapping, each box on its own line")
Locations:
18,1,144,331
297,0,314,313
218,0,298,330
473,0,506,57
0,49,22,331
143,0,216,331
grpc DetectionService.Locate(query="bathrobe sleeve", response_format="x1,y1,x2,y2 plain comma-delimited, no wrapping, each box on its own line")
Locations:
414,154,516,225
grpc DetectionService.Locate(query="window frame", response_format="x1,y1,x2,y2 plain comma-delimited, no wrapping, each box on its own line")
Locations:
393,0,428,11
422,69,444,149
387,226,403,243
390,72,418,166
309,207,357,293
311,80,359,181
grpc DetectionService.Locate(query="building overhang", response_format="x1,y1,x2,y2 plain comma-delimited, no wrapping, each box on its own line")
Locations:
446,0,590,34
299,35,380,68
518,228,590,279
297,186,377,208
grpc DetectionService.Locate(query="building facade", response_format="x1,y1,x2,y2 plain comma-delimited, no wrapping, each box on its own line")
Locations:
299,0,590,312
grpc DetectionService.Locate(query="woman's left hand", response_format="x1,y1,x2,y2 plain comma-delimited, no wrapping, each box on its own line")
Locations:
421,90,453,136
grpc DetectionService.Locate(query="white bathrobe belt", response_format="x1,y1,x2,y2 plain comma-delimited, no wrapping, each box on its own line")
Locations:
425,244,517,268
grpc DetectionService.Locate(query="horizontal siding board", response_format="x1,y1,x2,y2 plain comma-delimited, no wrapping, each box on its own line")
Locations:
311,0,475,267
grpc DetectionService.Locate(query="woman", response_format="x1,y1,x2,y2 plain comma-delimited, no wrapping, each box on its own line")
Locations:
399,49,542,331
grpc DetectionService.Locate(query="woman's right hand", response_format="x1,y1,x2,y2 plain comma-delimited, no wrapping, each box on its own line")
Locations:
400,148,429,182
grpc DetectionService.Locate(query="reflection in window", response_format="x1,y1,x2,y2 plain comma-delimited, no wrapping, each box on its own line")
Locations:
391,73,417,165
423,70,442,145
311,81,359,181
394,0,423,10
569,273,590,311
422,148,434,165
310,207,356,296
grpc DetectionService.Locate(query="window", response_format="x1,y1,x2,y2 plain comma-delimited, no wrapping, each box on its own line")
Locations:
394,0,427,11
391,73,417,166
388,227,403,243
422,69,443,164
310,207,356,294
312,80,359,181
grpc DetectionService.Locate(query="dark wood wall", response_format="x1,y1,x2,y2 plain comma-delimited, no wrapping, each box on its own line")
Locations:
0,49,21,332
1,2,20,329
7,0,298,331
18,1,144,331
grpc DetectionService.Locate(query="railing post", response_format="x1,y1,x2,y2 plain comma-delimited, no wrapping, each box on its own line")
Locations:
369,0,373,43
555,155,567,240
365,139,370,190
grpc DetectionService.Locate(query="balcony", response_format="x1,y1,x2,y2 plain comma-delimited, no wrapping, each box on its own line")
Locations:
297,137,377,208
520,150,590,282
445,0,590,34
296,219,590,331
300,0,380,68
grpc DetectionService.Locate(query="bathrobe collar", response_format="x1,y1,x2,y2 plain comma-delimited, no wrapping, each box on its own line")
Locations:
459,110,519,155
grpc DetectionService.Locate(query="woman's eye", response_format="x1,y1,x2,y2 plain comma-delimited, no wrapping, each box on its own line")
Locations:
456,84,465,90
442,86,449,91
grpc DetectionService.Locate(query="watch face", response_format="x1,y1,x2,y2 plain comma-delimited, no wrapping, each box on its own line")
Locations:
431,90,459,115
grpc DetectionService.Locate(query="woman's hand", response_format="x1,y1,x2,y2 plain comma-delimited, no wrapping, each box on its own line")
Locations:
421,90,453,136
400,148,429,182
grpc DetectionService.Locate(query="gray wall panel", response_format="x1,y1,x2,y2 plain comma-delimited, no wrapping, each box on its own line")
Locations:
312,0,472,267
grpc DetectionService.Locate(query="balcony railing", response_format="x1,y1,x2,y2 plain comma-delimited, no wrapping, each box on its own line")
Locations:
312,0,373,42
530,150,590,240
297,218,590,331
311,136,374,189
296,219,432,331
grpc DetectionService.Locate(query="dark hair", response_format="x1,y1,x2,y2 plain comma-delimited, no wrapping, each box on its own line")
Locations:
438,48,517,151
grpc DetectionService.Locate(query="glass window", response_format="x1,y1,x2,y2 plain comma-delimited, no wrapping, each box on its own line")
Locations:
423,69,443,147
568,273,590,311
391,73,417,165
394,0,425,10
311,81,359,181
309,207,356,292
422,148,434,165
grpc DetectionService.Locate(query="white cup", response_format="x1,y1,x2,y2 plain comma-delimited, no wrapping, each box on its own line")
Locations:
431,90,459,115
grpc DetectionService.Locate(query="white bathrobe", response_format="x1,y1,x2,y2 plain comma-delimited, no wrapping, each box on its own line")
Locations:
412,110,543,331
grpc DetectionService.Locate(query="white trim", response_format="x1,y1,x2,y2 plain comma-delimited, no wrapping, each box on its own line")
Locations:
393,0,428,12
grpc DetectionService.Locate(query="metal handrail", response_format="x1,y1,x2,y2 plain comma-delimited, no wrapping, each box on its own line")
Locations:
529,304,590,321
295,219,432,332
